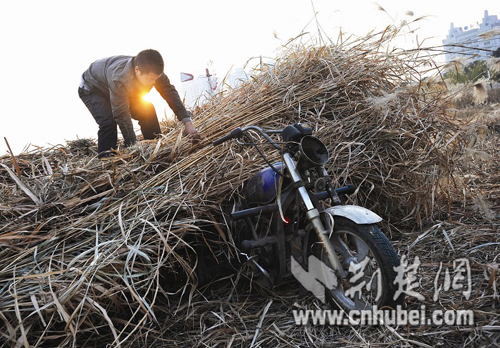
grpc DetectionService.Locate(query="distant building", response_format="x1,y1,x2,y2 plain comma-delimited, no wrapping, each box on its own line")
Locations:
224,67,248,90
178,69,218,109
178,67,249,109
443,10,500,62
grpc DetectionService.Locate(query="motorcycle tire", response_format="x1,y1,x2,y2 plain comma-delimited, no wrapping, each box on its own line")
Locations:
308,217,404,311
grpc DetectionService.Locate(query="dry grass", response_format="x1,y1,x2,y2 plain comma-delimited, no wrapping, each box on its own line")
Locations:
449,84,500,108
0,26,498,347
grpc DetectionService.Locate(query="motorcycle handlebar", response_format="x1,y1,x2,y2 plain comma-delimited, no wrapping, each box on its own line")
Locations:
212,126,281,150
314,184,356,200
212,127,244,146
212,133,234,146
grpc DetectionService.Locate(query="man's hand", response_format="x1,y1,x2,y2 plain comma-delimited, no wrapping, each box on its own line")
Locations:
183,121,201,140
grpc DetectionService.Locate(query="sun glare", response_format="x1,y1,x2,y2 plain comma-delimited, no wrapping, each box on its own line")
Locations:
140,87,175,121
142,92,152,103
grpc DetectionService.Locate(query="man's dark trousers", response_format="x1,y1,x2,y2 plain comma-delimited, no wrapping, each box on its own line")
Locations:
78,87,161,157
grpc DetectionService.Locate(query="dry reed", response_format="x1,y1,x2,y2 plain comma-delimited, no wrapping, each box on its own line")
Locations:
0,26,498,347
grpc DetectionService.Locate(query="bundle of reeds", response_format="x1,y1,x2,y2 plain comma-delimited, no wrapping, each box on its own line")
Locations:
0,27,480,347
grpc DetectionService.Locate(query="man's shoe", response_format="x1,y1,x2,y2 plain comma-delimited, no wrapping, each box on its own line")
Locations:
98,151,116,159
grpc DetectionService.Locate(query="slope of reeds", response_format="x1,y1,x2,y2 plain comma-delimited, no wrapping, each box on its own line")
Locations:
1,27,498,347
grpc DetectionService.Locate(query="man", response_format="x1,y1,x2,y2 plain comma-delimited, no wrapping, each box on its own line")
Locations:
79,49,199,158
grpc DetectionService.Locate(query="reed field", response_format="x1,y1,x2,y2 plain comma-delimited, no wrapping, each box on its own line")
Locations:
0,26,498,347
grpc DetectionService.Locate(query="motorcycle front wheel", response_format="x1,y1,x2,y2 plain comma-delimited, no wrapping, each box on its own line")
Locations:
308,217,404,311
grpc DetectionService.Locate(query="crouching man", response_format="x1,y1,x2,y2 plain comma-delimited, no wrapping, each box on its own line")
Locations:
79,49,199,158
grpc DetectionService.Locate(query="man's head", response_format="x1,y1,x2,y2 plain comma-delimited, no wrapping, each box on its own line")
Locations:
134,49,164,86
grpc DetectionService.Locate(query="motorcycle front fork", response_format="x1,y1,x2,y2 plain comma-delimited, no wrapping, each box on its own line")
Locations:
282,153,348,279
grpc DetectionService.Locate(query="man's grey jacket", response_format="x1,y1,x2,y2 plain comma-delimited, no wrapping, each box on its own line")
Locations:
81,55,192,146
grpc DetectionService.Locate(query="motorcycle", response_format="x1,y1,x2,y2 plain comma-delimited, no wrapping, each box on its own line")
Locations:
210,123,403,310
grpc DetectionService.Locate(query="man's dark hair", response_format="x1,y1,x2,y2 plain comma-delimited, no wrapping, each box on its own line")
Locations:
135,49,164,75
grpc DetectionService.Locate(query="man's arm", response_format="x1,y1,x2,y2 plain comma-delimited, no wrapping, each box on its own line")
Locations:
109,81,137,147
155,74,199,138
155,73,194,123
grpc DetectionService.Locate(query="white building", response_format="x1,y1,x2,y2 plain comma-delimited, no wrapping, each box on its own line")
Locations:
178,69,218,109
443,10,500,62
178,67,249,109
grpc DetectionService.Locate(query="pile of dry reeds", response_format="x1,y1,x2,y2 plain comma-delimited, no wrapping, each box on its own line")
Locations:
1,27,497,347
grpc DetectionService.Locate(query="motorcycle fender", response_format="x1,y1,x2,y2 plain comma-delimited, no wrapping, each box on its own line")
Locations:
324,205,382,225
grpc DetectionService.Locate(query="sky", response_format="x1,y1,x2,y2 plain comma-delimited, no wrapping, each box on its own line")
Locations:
0,0,498,155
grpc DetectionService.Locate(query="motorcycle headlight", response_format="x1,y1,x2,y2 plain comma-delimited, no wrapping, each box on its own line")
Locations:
297,136,329,171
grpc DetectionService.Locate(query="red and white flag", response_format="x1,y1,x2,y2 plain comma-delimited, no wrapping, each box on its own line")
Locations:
180,72,194,82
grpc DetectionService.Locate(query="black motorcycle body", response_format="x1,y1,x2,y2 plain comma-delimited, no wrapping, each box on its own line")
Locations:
212,124,403,310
